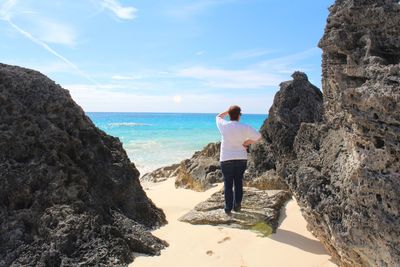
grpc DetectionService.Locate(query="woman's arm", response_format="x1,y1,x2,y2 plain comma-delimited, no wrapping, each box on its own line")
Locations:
217,110,229,119
242,138,259,148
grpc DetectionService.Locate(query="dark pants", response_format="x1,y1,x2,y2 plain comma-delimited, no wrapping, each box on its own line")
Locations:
220,160,247,212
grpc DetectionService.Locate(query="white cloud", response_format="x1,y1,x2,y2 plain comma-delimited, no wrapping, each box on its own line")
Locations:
177,48,321,89
167,0,236,19
66,84,182,112
111,74,142,80
3,60,75,75
0,0,17,20
64,83,273,114
35,18,76,46
257,48,320,73
0,1,76,46
195,51,205,56
4,19,99,85
102,0,137,20
231,49,273,60
177,66,283,89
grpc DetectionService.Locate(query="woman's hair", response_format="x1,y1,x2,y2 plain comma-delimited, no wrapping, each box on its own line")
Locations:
228,105,241,121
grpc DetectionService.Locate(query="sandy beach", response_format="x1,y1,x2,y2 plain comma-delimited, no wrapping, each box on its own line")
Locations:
131,178,336,267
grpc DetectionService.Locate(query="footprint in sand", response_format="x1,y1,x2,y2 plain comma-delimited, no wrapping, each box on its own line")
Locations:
206,250,214,256
217,236,231,244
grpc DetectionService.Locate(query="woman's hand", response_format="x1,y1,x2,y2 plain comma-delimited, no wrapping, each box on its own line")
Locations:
242,139,255,148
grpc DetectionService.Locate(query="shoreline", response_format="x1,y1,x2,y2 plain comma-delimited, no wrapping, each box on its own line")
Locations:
131,178,336,267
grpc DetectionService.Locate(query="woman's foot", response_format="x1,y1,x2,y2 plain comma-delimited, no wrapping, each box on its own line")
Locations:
224,209,232,216
233,204,241,212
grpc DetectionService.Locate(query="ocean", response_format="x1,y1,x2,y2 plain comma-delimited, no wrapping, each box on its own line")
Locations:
87,112,267,175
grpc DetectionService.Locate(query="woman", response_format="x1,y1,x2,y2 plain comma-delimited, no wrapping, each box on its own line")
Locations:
216,105,261,215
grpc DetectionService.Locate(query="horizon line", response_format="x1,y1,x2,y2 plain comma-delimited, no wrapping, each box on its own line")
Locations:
85,111,268,116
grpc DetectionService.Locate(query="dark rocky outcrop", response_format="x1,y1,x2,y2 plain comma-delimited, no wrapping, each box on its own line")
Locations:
247,71,323,179
179,188,291,235
0,64,167,266
284,1,400,266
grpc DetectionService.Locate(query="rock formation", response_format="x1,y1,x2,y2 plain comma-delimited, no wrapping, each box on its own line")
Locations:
247,71,323,179
174,142,222,191
179,188,291,235
0,64,167,266
142,142,223,191
284,1,400,266
141,163,180,183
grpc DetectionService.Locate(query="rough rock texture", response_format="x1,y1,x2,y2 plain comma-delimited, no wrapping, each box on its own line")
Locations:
174,142,222,191
179,188,291,234
142,143,223,191
141,163,180,183
244,169,288,190
247,71,324,180
284,1,400,266
0,64,167,266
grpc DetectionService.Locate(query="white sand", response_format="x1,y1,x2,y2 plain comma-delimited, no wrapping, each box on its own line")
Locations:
131,178,336,267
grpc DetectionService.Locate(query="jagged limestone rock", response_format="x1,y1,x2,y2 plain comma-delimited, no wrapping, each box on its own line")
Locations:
247,71,323,180
174,143,222,191
0,64,167,266
141,163,180,183
285,1,400,266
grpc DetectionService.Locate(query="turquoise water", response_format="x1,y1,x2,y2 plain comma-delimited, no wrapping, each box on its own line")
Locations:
87,112,266,175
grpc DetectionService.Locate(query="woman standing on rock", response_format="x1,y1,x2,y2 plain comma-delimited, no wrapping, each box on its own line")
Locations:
216,105,261,215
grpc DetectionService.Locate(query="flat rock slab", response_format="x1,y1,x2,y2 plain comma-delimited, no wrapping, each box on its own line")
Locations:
179,188,291,235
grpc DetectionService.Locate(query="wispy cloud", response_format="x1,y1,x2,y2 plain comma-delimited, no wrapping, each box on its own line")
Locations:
111,74,142,80
257,48,320,74
167,0,236,19
0,0,17,20
0,0,101,85
2,16,99,85
65,83,272,113
177,48,321,89
102,0,137,20
1,1,76,46
231,49,274,60
177,66,283,89
33,17,76,46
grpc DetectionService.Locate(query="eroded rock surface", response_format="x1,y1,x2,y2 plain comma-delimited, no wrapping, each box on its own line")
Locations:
179,188,291,234
285,1,400,266
0,64,167,266
247,71,323,181
141,163,180,183
142,143,223,191
174,142,222,191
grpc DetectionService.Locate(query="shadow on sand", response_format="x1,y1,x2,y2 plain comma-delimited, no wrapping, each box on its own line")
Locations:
270,229,328,255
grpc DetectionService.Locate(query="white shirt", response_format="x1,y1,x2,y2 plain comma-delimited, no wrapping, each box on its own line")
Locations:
216,116,261,162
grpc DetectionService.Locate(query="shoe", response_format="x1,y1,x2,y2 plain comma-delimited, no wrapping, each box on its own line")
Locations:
224,209,232,216
233,204,241,212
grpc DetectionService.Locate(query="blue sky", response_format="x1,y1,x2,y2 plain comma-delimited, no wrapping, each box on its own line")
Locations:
0,0,334,114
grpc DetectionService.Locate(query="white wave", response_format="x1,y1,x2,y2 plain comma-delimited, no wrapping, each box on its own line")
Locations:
108,122,153,127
